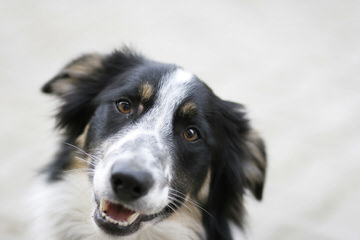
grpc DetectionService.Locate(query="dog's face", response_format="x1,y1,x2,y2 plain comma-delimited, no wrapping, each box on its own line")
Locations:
43,49,266,239
89,66,216,235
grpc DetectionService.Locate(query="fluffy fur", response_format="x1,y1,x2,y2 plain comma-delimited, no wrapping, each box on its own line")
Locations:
31,48,266,240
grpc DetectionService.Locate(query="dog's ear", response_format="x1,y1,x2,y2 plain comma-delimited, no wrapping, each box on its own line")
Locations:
42,53,107,140
42,49,144,139
215,99,267,200
204,99,266,240
42,53,104,96
242,129,267,200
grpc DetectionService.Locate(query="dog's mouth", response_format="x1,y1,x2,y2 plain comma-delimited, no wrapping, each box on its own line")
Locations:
94,198,160,236
99,199,140,226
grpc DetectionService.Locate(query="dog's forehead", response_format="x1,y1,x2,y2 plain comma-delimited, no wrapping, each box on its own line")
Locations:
128,66,196,101
157,68,196,102
130,65,200,107
102,63,202,102
139,68,198,128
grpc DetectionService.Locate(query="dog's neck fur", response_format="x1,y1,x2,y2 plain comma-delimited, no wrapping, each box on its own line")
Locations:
30,170,206,240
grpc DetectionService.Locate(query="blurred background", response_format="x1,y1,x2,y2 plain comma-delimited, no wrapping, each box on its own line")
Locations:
1,0,359,239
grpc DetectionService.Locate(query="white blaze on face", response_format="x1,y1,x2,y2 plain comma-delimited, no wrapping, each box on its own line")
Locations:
144,69,195,147
93,69,196,213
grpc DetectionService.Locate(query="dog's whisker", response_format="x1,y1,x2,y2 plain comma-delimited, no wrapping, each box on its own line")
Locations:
65,143,101,162
62,168,95,176
168,196,194,214
168,189,213,217
74,156,97,168
169,188,202,207
166,200,179,214
168,194,197,215
168,188,197,205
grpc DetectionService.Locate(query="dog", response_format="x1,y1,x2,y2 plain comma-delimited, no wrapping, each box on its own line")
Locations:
30,48,266,240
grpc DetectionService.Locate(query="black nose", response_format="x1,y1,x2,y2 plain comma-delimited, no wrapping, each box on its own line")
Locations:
110,163,154,201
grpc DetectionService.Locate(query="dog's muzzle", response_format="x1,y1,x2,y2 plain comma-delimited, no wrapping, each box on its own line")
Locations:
93,133,171,235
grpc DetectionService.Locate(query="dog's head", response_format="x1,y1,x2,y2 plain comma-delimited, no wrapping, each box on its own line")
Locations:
43,48,266,239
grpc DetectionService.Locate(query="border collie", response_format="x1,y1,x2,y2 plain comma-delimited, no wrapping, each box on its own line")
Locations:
30,48,266,240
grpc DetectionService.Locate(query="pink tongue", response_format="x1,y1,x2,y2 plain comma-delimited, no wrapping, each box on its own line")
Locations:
106,201,136,221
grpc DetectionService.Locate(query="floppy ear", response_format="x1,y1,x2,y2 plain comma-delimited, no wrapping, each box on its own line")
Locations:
216,100,266,201
204,99,266,240
42,53,104,96
42,49,144,139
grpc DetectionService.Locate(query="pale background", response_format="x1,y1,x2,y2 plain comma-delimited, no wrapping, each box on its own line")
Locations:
1,0,359,239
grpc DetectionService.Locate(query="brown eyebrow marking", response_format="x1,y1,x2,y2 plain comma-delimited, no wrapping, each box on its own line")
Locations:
139,82,154,102
180,102,197,117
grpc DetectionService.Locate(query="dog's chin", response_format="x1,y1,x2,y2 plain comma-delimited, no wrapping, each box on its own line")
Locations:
93,198,166,236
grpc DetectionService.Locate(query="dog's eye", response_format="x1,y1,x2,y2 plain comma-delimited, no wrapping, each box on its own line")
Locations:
183,127,200,142
116,100,131,114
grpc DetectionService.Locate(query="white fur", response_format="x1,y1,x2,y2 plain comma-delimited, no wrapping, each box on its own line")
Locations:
29,171,205,240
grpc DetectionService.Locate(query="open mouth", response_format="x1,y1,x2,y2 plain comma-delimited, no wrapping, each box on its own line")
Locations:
94,196,182,235
99,199,140,226
94,198,144,235
94,197,180,236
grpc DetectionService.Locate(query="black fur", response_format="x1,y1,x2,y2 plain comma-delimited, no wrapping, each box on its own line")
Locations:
204,99,258,240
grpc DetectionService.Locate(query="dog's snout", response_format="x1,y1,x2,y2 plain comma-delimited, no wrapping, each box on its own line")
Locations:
110,163,154,201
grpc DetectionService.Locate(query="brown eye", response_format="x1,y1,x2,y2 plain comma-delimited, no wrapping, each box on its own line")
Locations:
184,128,200,142
116,100,131,114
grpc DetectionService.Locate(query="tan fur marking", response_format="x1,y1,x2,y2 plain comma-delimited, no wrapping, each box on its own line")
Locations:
49,54,103,96
244,130,266,187
63,53,103,77
180,102,197,117
51,78,77,95
197,170,211,202
67,124,91,170
139,82,154,102
246,130,266,168
67,156,88,171
75,124,90,149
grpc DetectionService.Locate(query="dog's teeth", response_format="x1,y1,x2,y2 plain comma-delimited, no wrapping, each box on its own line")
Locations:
99,198,107,213
127,212,140,225
117,220,129,227
99,200,139,226
104,215,119,225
